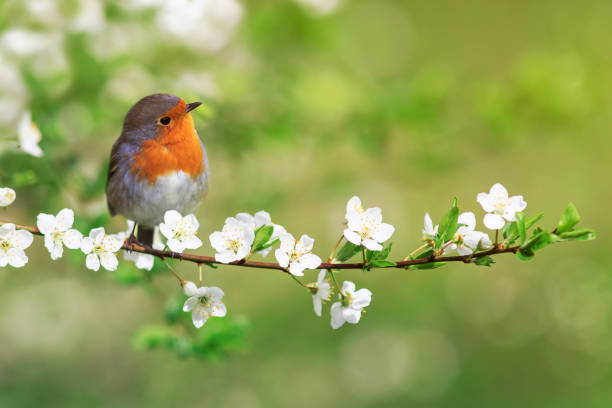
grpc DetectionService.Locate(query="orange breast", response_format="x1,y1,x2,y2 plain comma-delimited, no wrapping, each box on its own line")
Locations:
131,101,204,183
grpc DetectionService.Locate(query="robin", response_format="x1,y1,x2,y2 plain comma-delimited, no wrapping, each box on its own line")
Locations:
106,93,209,247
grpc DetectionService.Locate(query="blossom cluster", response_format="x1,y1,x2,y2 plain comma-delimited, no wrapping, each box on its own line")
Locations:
0,182,532,330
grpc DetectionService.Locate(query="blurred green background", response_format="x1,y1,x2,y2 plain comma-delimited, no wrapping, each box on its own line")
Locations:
0,0,610,406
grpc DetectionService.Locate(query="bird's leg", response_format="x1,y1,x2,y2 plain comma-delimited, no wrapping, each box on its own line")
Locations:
125,222,138,251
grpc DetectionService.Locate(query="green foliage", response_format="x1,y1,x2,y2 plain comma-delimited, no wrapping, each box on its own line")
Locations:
557,202,580,234
132,317,249,361
335,241,360,262
409,262,446,270
435,197,459,248
474,256,495,267
251,225,275,252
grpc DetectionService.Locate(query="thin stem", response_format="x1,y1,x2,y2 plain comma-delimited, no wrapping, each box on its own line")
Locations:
328,269,342,295
361,246,366,266
198,264,203,286
495,230,499,246
402,243,428,261
328,234,344,262
162,258,185,284
289,273,308,288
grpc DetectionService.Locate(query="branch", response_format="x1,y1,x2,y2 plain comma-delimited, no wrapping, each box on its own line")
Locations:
3,220,522,272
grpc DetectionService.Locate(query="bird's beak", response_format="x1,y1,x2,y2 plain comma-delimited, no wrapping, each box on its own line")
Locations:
185,101,202,113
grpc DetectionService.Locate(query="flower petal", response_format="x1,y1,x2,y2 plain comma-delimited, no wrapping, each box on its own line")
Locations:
330,302,345,329
55,208,74,231
80,237,94,254
62,229,83,250
85,253,100,271
183,296,199,312
163,210,182,227
490,183,508,198
288,261,305,276
296,234,315,253
313,296,322,317
279,233,295,253
343,229,361,246
183,281,199,296
36,213,56,234
352,288,372,308
215,250,237,264
374,222,394,243
483,213,505,230
192,306,209,328
341,280,356,296
458,212,476,231
10,230,33,250
300,253,322,270
362,239,382,251
342,307,362,324
317,269,327,285
275,249,289,268
211,302,226,317
89,227,105,242
7,248,28,267
99,253,119,271
182,235,202,250
476,192,495,213
167,238,185,253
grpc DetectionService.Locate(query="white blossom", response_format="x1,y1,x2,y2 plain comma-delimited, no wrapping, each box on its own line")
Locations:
118,221,164,271
422,212,438,239
18,111,43,157
209,217,255,263
182,281,227,328
0,187,16,207
330,281,372,329
159,210,202,253
81,227,122,271
235,210,286,256
310,269,332,317
477,183,527,230
295,0,342,15
0,223,33,268
275,233,322,276
37,209,83,260
343,196,395,251
155,0,243,52
444,212,492,256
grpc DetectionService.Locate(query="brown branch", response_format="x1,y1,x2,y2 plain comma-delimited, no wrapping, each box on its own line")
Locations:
2,220,520,272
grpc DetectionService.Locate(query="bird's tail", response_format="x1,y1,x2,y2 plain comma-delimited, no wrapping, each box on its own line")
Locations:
137,225,155,248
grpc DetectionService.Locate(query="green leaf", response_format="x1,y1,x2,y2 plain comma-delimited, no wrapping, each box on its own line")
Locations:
251,225,274,251
557,203,580,234
132,325,176,351
474,256,495,267
517,249,534,261
502,221,517,240
370,260,397,268
366,242,393,262
257,237,279,251
521,231,560,253
410,262,446,270
559,229,596,241
525,213,544,230
436,197,459,248
335,241,361,262
516,212,526,244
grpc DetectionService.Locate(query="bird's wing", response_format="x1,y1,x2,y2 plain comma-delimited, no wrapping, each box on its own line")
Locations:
106,141,122,216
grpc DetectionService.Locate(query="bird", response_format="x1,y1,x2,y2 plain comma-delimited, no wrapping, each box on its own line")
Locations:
106,93,209,248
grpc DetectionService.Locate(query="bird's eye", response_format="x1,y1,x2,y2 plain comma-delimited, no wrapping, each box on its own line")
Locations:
159,116,171,125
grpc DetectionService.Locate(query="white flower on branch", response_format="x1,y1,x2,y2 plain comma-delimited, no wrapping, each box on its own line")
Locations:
209,217,254,263
275,233,322,276
0,187,16,207
18,111,43,157
330,281,372,329
343,196,395,251
0,223,33,268
235,210,286,256
422,213,438,240
477,183,527,230
159,210,202,253
37,209,83,260
444,212,492,256
183,281,227,328
119,221,164,271
81,227,122,271
310,269,332,317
